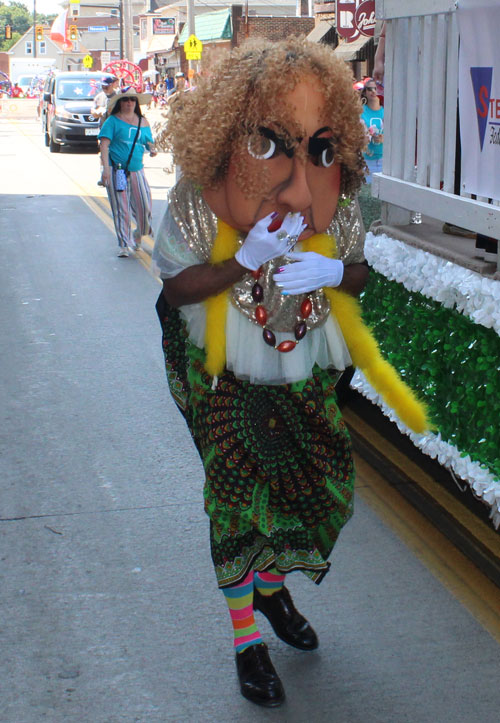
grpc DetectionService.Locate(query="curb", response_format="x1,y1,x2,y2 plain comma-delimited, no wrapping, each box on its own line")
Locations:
343,392,500,589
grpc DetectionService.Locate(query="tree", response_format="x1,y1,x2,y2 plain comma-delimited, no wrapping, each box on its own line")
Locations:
1,31,20,51
0,2,31,34
1,1,29,51
38,13,57,25
0,2,56,52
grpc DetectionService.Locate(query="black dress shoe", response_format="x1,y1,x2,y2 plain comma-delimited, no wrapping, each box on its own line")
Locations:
254,586,319,651
236,642,285,707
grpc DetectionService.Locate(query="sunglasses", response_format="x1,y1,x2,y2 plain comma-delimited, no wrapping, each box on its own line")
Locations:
365,86,377,92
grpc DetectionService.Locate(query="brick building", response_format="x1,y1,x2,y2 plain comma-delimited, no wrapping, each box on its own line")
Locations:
232,12,315,45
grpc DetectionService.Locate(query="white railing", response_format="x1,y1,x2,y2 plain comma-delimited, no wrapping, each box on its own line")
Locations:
372,0,500,260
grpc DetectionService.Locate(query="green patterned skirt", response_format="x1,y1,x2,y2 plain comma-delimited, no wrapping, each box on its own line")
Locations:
157,294,355,588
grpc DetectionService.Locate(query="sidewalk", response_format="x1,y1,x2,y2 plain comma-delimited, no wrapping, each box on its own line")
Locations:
143,105,168,129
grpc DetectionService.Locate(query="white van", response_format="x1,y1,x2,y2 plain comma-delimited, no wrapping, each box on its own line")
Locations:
16,75,36,95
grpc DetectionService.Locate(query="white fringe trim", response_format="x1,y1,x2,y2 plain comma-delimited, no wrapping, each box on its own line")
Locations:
351,369,500,530
365,232,500,338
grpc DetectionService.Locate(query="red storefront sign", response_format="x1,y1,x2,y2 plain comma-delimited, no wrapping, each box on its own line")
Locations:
335,0,376,42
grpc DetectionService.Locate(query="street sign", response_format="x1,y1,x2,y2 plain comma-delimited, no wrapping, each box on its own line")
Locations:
153,18,175,35
184,34,202,60
101,51,111,66
88,26,108,32
335,0,375,41
83,54,93,69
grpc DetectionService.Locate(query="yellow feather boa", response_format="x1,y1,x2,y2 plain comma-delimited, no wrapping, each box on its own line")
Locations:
204,219,430,434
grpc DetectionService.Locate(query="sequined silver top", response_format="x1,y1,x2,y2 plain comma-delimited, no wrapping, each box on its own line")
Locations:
168,178,366,333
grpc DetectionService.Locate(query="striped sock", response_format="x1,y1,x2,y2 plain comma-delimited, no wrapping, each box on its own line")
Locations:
254,568,286,596
222,570,263,653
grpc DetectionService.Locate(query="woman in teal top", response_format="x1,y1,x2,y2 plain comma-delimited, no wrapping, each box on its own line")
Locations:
360,78,384,184
99,89,157,257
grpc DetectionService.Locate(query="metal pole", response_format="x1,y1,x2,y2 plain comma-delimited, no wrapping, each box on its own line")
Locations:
187,0,195,37
119,0,124,59
187,0,195,72
123,0,133,62
33,0,37,59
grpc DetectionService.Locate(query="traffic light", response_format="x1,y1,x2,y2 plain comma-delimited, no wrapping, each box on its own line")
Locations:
35,25,44,41
69,25,78,41
5,24,12,40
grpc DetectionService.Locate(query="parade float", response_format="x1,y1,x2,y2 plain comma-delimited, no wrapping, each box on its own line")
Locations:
102,60,143,92
357,0,500,530
0,71,12,97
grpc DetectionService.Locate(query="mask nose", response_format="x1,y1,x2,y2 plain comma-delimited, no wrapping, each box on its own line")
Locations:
276,157,313,213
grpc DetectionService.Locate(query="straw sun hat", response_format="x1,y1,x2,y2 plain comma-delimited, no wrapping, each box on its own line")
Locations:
107,88,152,114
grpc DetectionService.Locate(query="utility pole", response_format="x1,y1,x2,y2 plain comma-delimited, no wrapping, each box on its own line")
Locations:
123,0,133,61
33,0,37,58
187,0,195,72
119,0,124,59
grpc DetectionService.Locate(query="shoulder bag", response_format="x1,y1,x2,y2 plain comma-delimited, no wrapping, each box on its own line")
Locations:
114,117,142,192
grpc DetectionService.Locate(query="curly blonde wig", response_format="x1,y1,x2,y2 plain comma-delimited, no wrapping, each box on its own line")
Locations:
157,36,366,197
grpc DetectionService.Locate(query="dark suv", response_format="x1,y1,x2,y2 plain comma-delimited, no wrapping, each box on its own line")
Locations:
43,71,108,152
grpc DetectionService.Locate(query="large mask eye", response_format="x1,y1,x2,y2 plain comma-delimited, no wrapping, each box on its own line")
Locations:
308,135,336,168
248,133,276,160
320,145,335,168
247,127,295,160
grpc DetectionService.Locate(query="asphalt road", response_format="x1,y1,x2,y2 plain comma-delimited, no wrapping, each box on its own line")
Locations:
1,115,500,723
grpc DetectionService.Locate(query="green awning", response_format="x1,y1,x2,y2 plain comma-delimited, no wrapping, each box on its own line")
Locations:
178,9,232,44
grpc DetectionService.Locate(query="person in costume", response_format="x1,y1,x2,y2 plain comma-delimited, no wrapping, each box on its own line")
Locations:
153,37,429,708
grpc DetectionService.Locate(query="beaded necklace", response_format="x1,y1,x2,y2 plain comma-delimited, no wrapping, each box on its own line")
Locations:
204,218,431,434
250,269,313,353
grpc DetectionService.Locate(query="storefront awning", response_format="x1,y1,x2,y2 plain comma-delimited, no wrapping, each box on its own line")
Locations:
306,20,334,44
178,9,232,44
147,34,176,55
334,35,373,61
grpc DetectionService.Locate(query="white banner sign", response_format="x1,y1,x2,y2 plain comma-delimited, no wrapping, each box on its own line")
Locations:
458,0,500,201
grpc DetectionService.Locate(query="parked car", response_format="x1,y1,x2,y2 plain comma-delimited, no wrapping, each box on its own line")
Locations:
42,71,108,153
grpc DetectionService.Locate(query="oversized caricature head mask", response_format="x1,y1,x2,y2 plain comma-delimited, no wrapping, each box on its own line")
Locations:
162,37,365,236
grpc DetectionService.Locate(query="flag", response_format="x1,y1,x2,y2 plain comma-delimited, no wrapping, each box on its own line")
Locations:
50,10,73,51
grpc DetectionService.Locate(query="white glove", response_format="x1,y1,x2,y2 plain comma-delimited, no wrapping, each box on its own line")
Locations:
273,251,344,294
235,212,307,271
